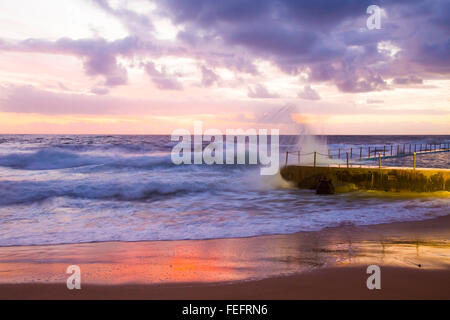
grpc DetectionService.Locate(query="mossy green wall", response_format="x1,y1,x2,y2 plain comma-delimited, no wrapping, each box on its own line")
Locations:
280,166,450,192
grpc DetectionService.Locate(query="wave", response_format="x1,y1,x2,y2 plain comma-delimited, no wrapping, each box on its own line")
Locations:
0,149,174,170
0,147,273,172
0,178,217,205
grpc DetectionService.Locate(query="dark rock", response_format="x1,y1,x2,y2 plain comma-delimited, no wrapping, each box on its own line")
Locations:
316,178,335,195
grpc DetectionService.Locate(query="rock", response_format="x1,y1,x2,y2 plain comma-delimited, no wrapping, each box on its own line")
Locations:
316,178,335,195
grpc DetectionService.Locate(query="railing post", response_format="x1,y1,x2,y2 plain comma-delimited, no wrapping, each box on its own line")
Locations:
378,152,381,169
397,145,399,155
409,144,411,154
314,151,316,168
413,152,416,171
346,152,349,168
285,151,288,166
328,149,330,159
390,145,393,156
414,144,416,153
360,147,362,159
350,148,352,159
368,146,371,158
298,150,301,164
383,145,386,156
338,148,340,159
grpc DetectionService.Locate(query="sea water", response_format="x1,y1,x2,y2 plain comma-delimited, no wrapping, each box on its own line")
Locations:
0,135,448,246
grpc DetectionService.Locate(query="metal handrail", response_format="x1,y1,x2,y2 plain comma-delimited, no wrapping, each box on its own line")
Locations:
284,142,450,169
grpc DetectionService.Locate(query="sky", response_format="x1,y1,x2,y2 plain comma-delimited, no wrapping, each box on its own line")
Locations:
0,0,449,134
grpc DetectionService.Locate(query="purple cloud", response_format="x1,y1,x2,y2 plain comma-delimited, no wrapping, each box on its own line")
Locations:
0,0,448,95
393,76,423,85
91,0,155,38
0,37,144,87
156,0,449,91
144,62,183,90
247,84,279,99
200,66,219,87
298,85,321,100
90,86,110,95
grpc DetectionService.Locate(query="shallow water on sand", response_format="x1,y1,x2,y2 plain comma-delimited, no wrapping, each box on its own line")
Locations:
0,217,449,284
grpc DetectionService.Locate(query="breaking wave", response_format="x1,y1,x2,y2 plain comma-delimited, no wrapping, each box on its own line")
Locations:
0,149,173,170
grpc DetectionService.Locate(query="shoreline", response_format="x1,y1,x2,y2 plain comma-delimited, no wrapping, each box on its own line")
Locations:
1,208,449,247
1,215,449,299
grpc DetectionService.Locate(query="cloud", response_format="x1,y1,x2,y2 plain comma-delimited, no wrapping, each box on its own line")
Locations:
200,65,219,87
0,84,188,115
0,85,118,114
0,84,279,116
0,0,449,96
337,73,388,93
90,86,110,95
366,99,384,104
91,0,155,38
247,84,279,99
58,82,70,91
156,0,450,91
0,36,146,87
144,62,183,90
298,85,321,100
393,76,423,85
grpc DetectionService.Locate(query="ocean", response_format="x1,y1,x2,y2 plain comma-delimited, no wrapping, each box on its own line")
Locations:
0,134,449,246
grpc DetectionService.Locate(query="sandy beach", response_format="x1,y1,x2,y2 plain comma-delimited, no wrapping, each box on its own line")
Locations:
1,266,449,300
1,214,449,299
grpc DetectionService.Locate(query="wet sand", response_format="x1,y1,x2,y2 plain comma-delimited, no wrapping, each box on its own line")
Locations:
1,266,449,299
0,215,449,299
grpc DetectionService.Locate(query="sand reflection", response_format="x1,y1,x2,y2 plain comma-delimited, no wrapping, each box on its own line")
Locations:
0,218,449,284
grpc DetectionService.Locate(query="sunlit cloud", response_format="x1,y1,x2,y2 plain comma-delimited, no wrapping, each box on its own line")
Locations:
0,0,448,134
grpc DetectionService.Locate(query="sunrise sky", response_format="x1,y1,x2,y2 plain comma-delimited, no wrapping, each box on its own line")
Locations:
0,0,449,134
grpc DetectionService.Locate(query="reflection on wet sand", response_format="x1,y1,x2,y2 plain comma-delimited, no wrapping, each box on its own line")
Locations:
0,216,449,285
